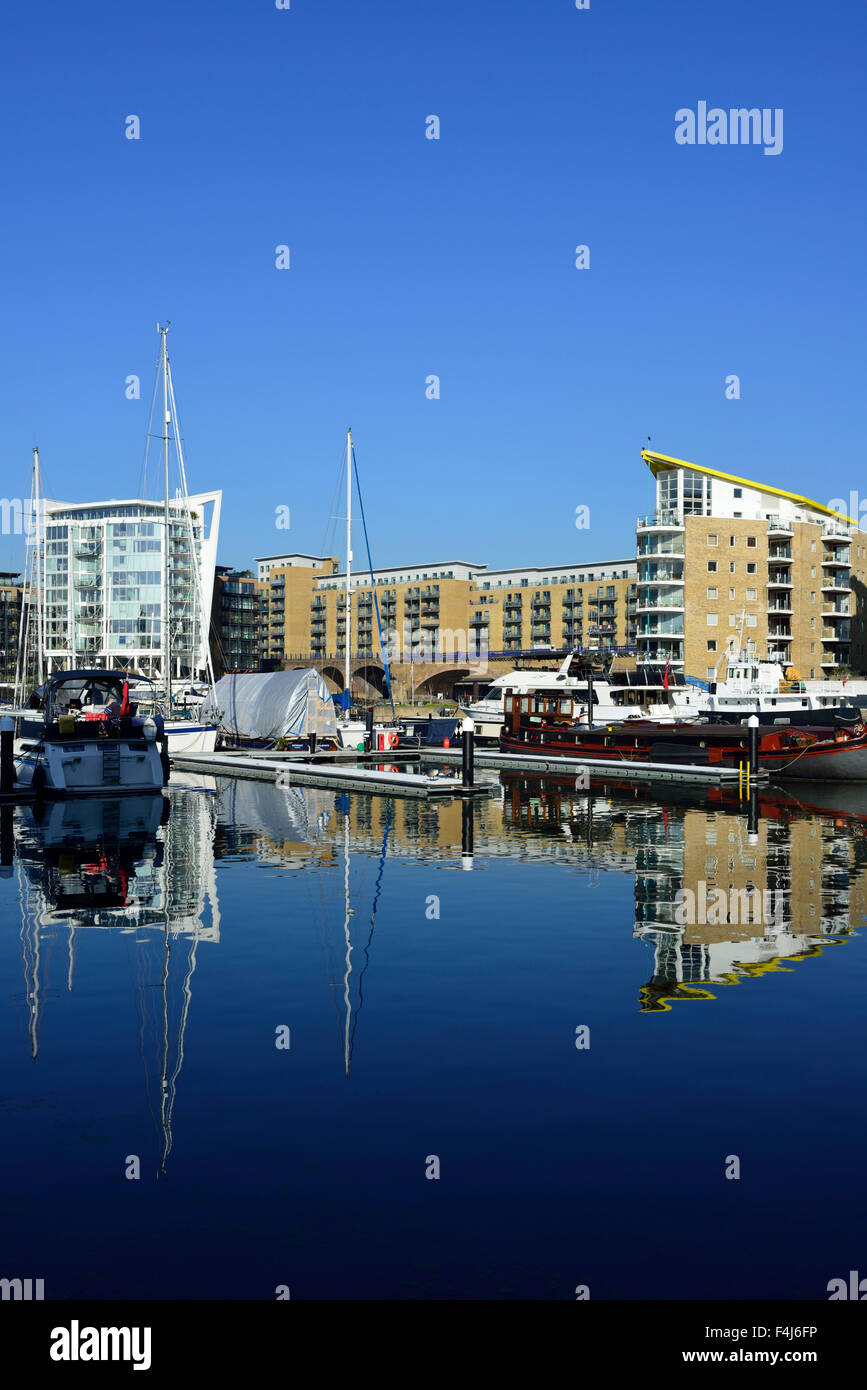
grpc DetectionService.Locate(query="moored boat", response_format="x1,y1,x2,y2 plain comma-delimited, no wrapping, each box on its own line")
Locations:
14,670,167,796
499,686,867,780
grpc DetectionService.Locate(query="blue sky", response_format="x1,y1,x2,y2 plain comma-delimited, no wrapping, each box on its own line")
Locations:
0,0,864,576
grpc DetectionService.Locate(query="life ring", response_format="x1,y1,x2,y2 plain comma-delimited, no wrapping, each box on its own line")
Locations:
388,732,399,748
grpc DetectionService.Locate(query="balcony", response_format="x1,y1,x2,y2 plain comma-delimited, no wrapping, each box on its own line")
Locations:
822,603,850,618
637,645,684,665
823,625,852,642
822,520,853,539
637,536,685,558
636,511,684,530
767,546,792,561
767,516,794,536
767,600,793,614
822,551,851,568
768,627,793,640
821,577,851,592
637,567,684,585
635,588,685,613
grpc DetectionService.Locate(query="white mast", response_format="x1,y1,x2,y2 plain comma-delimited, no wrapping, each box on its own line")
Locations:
160,324,172,708
345,428,352,715
33,447,44,686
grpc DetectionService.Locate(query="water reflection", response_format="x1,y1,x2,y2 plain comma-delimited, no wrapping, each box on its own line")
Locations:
498,773,867,1009
8,787,220,1176
5,771,867,1119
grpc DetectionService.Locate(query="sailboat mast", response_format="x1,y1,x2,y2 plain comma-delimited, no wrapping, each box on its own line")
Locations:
161,325,172,708
33,447,44,686
345,428,352,713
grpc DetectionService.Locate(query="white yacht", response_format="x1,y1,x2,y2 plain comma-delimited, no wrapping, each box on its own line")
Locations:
460,653,699,738
701,652,867,721
14,670,166,796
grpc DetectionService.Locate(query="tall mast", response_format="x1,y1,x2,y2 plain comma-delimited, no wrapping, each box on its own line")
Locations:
33,447,44,686
160,324,172,708
345,428,352,714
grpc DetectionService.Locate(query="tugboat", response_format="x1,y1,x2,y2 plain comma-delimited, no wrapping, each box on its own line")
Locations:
499,686,867,780
14,670,168,796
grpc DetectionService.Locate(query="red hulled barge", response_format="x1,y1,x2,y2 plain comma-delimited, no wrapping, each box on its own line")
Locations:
499,689,867,781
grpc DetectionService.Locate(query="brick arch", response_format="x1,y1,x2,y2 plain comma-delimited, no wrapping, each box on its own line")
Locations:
352,662,388,698
318,664,345,693
412,666,472,699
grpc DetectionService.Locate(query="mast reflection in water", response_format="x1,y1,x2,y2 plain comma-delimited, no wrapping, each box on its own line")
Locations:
9,786,219,1176
1,771,866,1300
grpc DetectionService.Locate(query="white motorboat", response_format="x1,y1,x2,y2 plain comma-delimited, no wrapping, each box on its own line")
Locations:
460,653,698,737
700,652,867,721
13,670,167,796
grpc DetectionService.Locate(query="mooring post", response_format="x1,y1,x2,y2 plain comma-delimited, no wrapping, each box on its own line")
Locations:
747,789,759,842
0,802,13,874
747,714,759,789
365,705,374,751
0,715,15,796
159,734,171,786
309,731,318,756
461,797,474,869
461,716,474,788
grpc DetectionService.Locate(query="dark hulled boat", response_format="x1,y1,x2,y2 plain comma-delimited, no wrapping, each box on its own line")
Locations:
499,688,867,780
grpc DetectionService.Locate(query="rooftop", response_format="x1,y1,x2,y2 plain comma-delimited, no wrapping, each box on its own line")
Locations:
641,449,856,523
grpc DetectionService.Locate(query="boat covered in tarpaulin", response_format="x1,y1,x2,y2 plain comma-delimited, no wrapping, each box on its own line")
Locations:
201,669,338,745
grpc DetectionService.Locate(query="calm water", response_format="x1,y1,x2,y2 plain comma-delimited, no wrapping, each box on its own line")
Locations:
1,770,866,1300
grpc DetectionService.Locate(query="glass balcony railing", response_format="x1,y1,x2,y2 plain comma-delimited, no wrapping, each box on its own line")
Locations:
636,511,684,529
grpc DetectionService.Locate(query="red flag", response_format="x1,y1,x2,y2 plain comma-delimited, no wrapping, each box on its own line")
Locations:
120,679,129,715
663,662,669,691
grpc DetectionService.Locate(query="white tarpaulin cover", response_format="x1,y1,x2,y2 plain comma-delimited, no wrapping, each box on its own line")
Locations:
202,669,338,743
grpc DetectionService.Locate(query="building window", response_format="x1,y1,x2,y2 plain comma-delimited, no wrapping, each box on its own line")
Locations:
707,587,718,599
707,640,717,652
811,592,816,602
729,615,736,626
810,617,815,629
730,563,736,573
729,588,735,600
707,667,717,679
746,588,757,600
707,534,718,546
708,561,718,572
747,536,756,547
733,487,742,498
810,566,816,577
747,615,757,627
729,536,736,546
746,563,756,574
707,614,718,626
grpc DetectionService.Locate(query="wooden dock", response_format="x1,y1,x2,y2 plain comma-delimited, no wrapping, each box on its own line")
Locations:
417,747,768,786
170,749,489,799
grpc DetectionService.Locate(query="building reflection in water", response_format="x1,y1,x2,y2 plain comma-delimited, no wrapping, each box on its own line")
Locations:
9,782,220,1175
212,770,867,1020
497,772,867,1010
7,768,867,1162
